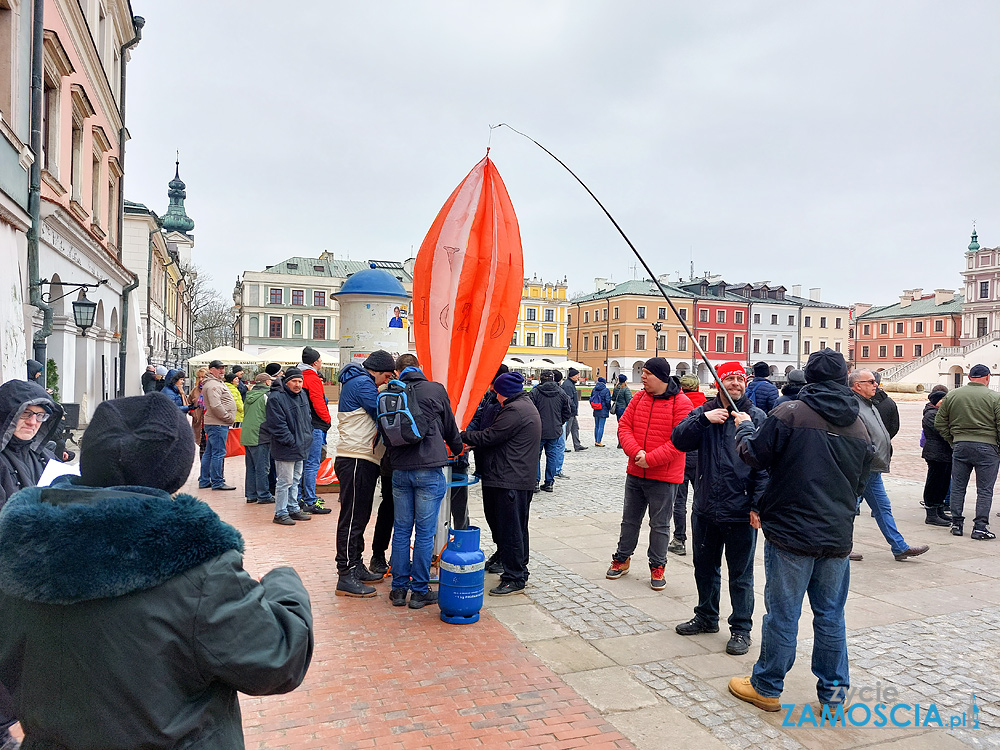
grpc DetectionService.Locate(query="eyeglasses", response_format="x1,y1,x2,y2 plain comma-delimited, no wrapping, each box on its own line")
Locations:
19,410,50,423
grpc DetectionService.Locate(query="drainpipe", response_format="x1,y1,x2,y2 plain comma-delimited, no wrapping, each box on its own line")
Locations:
115,16,143,261
145,229,154,360
117,272,138,396
26,0,50,381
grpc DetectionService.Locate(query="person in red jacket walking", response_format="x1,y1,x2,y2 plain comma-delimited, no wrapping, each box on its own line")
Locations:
606,357,693,591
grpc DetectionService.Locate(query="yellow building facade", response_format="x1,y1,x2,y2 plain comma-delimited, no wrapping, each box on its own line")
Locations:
507,276,570,362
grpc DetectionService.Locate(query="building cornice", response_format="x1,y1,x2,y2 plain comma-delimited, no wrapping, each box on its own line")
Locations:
40,200,133,284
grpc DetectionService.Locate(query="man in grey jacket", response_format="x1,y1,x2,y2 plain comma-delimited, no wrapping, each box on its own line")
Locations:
850,370,929,562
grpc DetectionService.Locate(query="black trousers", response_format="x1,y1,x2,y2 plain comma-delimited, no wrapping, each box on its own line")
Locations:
372,457,395,556
923,459,951,508
691,512,757,635
483,485,532,585
334,457,381,575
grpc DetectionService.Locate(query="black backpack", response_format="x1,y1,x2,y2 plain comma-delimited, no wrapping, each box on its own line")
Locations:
377,378,426,447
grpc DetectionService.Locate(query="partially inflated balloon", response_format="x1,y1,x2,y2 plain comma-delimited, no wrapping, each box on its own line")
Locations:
412,156,524,430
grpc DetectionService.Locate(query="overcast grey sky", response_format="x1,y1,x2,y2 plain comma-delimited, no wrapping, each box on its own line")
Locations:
124,1,999,307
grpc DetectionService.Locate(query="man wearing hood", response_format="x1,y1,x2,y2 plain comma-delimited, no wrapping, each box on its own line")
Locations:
729,349,872,712
672,362,767,656
590,377,612,446
0,380,63,511
26,360,43,387
528,370,572,492
745,362,779,413
161,369,195,413
0,392,313,749
334,351,397,597
261,368,313,527
606,357,693,591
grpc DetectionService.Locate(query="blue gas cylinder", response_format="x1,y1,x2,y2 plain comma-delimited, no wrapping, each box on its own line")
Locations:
438,526,486,624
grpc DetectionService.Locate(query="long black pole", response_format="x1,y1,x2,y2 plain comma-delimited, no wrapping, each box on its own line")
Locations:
496,124,737,410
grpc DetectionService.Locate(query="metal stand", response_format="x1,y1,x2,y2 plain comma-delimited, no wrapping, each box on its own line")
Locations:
430,457,480,584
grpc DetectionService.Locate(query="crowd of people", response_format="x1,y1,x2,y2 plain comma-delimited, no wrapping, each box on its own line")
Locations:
1,345,999,746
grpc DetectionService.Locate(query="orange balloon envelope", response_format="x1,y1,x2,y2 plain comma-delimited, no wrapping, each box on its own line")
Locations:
413,155,524,430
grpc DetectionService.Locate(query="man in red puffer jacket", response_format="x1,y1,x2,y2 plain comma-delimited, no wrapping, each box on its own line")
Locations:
606,357,693,592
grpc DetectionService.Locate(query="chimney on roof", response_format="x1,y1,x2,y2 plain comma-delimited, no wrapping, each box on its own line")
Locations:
594,277,607,291
808,288,821,302
792,284,802,297
934,289,955,305
899,290,913,308
854,302,873,317
911,288,924,300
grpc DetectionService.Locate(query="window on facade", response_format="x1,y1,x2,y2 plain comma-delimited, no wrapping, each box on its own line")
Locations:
935,319,944,333
583,336,589,351
291,289,304,305
862,324,870,335
734,337,743,353
753,314,760,324
567,313,571,326
699,334,708,350
658,335,666,351
788,315,795,326
820,317,827,328
314,291,326,307
658,307,666,320
584,311,589,323
544,333,554,347
914,344,922,357
91,152,102,225
613,306,619,320
526,308,536,321
771,314,778,325
895,321,903,334
566,336,571,349
293,320,302,336
716,335,725,352
977,318,988,337
42,77,58,173
70,117,83,201
544,308,554,322
269,288,282,304
699,309,709,323
613,333,619,349
107,176,116,245
637,306,646,319
914,320,922,333
803,340,811,355
880,323,888,335
717,310,726,323
678,335,687,352
894,345,903,357
981,281,990,299
511,332,517,346
819,340,827,350
862,345,870,358
602,308,608,321
735,311,744,325
804,316,811,327
601,334,607,350
835,317,842,329
526,333,536,346
877,345,886,357
782,340,790,354
766,339,774,354
269,316,282,338
752,338,760,353
679,308,687,321
593,335,600,351
313,319,326,339
636,333,646,350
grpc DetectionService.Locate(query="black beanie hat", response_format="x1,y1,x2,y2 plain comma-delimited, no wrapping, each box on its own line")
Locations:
80,393,195,493
643,357,671,382
553,370,563,382
302,346,321,365
567,367,579,378
803,349,848,384
283,367,304,382
753,361,770,378
362,350,396,373
539,370,554,383
264,363,282,376
495,363,509,380
928,390,947,405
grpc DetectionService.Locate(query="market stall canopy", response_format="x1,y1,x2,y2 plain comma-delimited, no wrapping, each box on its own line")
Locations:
502,357,528,369
254,345,334,366
525,358,559,369
188,345,258,367
549,359,592,371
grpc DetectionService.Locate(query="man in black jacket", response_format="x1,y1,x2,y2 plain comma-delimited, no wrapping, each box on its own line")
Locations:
871,371,900,438
562,368,586,452
728,349,873,712
462,371,542,596
672,362,767,656
261,368,313,526
529,370,572,492
386,354,464,610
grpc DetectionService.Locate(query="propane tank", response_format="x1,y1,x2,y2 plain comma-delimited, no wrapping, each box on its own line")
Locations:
438,526,486,624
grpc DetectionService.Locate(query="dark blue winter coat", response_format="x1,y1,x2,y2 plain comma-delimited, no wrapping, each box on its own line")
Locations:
590,380,612,418
162,369,193,412
260,381,313,461
746,378,779,413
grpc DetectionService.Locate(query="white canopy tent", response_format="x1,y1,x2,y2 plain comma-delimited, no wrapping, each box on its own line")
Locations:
254,346,309,366
188,345,259,368
548,359,592,371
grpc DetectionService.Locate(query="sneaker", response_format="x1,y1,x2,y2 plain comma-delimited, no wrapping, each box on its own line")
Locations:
606,558,630,579
302,502,332,515
893,544,929,561
288,511,312,521
336,571,377,598
408,589,439,609
272,515,295,526
246,497,257,504
295,504,312,514
389,588,408,607
667,538,686,556
971,526,997,541
650,565,666,591
369,554,389,577
555,472,569,479
540,483,554,492
485,553,503,575
726,632,752,655
355,563,385,583
575,446,588,451
951,521,964,536
257,497,275,505
675,617,719,636
488,581,526,596
728,676,780,712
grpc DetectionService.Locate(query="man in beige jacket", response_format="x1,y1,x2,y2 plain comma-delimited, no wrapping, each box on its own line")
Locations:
199,359,238,490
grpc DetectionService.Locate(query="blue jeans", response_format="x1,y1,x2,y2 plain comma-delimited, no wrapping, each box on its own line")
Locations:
595,416,607,443
391,468,447,594
537,437,561,485
199,425,228,488
275,460,303,518
752,542,850,704
300,428,325,504
244,444,272,501
858,473,907,556
554,430,566,474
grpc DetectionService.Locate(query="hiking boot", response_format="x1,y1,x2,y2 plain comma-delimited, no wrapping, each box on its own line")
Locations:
288,511,312,521
389,588,408,607
488,581,525,596
272,515,295,526
539,483,554,492
728,676,780,712
650,565,666,591
675,617,719,636
606,558,630,579
951,520,964,536
727,632,752,655
408,589,439,609
369,554,389,577
667,538,686,556
355,563,385,583
894,544,929,561
971,526,997,541
336,571,377,598
925,507,950,527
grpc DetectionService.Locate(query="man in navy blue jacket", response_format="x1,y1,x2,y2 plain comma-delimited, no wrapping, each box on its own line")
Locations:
746,362,779,413
261,368,313,526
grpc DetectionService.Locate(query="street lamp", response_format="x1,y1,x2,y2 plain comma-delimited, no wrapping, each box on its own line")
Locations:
71,291,98,333
652,321,663,357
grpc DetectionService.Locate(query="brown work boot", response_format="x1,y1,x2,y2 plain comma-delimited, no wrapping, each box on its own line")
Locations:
728,676,780,712
606,557,630,579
